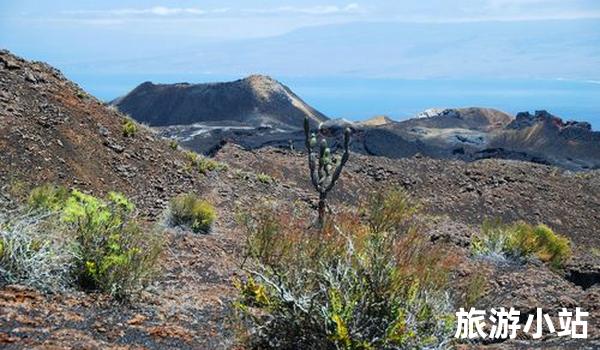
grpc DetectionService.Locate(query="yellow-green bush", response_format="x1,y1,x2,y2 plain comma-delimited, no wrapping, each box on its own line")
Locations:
512,223,571,269
122,118,137,137
256,173,273,184
28,184,69,211
235,189,458,349
471,220,571,269
63,190,162,299
169,193,216,233
184,151,227,174
198,158,227,174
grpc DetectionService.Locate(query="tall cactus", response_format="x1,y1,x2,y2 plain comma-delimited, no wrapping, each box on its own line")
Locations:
303,116,351,225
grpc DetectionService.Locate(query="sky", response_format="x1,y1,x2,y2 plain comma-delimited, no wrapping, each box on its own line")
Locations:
1,1,599,125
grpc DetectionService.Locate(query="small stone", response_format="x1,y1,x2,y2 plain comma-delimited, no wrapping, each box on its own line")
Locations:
25,71,37,83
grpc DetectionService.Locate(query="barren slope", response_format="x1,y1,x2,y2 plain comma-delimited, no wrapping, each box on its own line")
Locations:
112,75,327,129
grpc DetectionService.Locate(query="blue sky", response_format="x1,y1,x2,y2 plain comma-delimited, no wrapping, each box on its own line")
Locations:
1,1,600,124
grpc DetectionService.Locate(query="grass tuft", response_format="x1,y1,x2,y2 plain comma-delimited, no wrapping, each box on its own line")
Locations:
471,220,571,269
169,193,216,233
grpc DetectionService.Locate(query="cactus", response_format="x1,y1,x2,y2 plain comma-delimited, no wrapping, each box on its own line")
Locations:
304,117,351,225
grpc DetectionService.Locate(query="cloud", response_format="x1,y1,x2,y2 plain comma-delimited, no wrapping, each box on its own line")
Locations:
399,10,600,23
61,4,361,18
487,0,556,8
245,3,361,15
63,6,210,17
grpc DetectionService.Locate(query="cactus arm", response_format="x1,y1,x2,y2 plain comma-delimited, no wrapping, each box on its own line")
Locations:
304,117,323,191
310,153,321,190
304,117,311,149
324,128,351,192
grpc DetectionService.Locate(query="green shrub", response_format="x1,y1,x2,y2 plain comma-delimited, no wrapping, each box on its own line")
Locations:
62,190,162,299
235,190,458,349
198,158,228,174
516,223,571,269
28,184,69,211
184,151,227,174
256,173,273,184
122,118,137,137
169,193,216,233
471,220,571,269
169,139,178,150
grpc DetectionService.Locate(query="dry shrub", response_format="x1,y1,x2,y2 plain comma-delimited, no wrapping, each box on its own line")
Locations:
0,212,73,291
235,189,459,350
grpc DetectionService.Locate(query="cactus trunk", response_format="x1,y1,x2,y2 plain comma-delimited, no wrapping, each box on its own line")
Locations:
303,116,351,226
318,192,326,226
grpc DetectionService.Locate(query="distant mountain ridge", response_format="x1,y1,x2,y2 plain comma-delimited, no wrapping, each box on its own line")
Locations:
402,107,513,131
112,75,327,129
362,108,600,169
112,74,599,170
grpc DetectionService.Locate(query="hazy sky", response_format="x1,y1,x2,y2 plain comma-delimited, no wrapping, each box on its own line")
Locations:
1,1,599,76
1,1,599,124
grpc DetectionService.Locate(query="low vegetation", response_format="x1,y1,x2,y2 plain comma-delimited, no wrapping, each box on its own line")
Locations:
471,219,571,269
28,184,69,211
0,212,73,291
169,193,216,233
6,178,27,200
185,151,227,174
235,189,460,349
1,185,163,299
198,157,228,174
63,190,162,299
461,272,487,309
122,118,137,137
256,172,274,184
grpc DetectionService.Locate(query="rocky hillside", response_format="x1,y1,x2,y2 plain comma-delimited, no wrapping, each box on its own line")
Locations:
491,110,600,169
0,50,203,217
112,75,327,129
372,108,600,170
